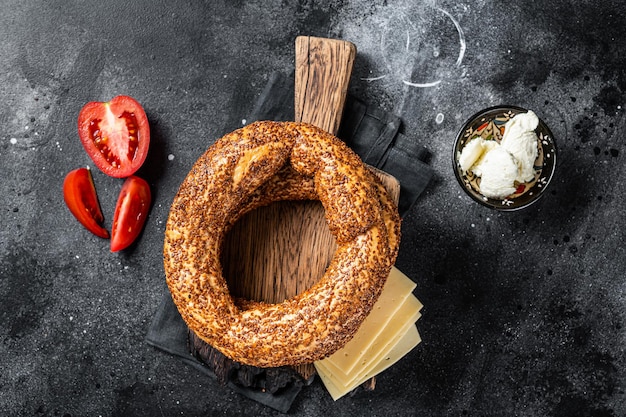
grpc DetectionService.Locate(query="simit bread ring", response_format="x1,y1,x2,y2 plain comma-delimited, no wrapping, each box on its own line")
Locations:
163,121,401,368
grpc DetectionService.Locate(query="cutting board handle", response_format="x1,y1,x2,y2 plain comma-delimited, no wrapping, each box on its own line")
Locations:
294,36,400,196
294,36,356,135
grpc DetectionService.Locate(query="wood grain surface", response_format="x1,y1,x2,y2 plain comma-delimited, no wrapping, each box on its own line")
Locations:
294,36,356,133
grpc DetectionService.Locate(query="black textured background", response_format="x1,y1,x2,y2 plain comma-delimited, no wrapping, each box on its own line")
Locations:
1,1,625,416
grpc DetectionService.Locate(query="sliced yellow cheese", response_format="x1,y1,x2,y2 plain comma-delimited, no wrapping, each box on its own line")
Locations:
318,293,422,387
313,267,424,400
315,324,421,400
321,266,418,375
363,324,421,382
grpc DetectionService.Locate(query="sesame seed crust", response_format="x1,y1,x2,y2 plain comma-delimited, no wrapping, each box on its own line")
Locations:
163,121,400,367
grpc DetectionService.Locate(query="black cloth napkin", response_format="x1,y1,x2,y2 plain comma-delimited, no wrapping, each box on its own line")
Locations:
146,71,433,413
146,293,304,413
248,71,433,216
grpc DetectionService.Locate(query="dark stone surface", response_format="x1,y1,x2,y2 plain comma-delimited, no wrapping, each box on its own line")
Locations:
1,0,625,416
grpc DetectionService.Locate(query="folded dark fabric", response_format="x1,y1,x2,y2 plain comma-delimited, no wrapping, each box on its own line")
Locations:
337,96,433,215
250,71,433,216
146,292,304,413
248,71,294,122
146,70,434,412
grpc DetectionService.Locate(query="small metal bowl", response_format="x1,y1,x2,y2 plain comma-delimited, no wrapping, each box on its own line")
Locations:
452,105,557,211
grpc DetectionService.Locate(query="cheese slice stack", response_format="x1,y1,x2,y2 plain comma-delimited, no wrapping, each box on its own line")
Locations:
314,266,423,400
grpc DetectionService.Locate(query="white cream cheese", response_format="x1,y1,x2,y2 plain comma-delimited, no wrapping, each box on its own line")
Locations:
458,110,539,199
458,137,497,173
501,110,539,182
473,146,518,198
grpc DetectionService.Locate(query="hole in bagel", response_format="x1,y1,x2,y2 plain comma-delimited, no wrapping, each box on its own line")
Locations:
220,199,337,306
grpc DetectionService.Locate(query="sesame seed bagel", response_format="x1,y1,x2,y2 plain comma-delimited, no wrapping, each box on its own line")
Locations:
163,121,400,367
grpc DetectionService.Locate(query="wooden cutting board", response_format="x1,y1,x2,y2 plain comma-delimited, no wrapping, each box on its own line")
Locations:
219,36,400,381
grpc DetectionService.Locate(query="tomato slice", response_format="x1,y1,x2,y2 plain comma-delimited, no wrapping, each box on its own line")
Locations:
63,167,110,239
110,176,151,252
78,95,150,178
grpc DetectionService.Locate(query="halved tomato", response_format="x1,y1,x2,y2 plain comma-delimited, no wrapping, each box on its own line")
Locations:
63,167,109,239
110,176,151,252
78,95,150,178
